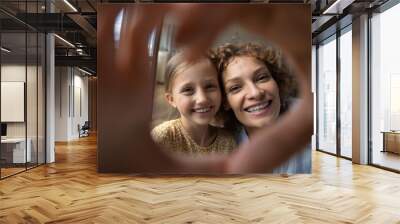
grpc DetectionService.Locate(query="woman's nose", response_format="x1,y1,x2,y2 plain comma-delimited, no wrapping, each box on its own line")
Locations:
247,84,264,100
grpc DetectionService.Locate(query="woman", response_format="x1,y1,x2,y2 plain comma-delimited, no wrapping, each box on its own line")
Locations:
214,43,311,174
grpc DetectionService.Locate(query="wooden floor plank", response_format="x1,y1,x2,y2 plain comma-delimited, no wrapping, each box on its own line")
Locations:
1,135,400,223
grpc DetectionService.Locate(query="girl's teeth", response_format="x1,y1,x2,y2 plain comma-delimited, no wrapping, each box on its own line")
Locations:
194,107,211,113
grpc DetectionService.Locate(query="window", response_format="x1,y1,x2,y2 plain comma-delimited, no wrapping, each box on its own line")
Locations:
317,35,337,154
370,2,400,171
339,27,352,158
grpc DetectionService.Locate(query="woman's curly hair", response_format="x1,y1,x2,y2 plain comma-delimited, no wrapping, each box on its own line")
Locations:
210,43,298,129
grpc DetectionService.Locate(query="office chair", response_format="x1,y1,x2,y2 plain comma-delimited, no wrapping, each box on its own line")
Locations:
79,121,90,138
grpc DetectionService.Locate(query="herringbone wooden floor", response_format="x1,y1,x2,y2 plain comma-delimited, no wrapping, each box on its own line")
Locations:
1,135,400,223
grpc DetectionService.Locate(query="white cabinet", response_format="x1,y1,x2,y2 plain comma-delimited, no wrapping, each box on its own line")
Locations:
1,138,32,163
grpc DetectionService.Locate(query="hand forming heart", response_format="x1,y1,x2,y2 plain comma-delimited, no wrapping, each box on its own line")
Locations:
98,4,313,174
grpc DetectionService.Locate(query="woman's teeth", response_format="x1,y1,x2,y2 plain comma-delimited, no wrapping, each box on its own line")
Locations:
245,101,271,113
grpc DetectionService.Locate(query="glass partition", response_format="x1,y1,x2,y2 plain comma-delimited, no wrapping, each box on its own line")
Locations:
317,35,337,154
27,31,38,169
0,1,46,179
1,31,28,177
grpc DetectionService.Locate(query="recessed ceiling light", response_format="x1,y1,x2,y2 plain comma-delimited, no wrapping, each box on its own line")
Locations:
54,34,75,48
78,67,93,76
63,0,78,12
323,0,355,15
1,47,11,53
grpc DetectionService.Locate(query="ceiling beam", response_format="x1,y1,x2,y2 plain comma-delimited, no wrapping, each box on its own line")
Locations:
55,55,96,69
322,0,356,15
67,13,97,41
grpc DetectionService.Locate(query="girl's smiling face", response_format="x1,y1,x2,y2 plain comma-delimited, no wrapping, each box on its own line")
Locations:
166,59,221,128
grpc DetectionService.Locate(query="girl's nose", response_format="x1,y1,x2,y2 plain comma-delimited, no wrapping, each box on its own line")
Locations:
195,89,209,104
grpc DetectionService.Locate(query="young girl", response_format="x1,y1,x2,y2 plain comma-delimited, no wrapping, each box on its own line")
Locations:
151,51,236,155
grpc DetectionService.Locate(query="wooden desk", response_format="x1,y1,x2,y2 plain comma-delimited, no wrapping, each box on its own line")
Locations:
1,138,31,164
382,131,400,154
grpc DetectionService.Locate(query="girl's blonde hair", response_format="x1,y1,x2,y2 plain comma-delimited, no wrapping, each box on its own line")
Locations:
163,50,225,126
164,50,219,93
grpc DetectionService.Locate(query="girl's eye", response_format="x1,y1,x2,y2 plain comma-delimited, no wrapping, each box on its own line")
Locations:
227,85,241,94
205,83,217,91
181,87,194,95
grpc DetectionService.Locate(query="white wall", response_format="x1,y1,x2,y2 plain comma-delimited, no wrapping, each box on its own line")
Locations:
55,67,70,141
74,73,89,134
1,65,37,138
1,65,26,81
55,67,89,141
1,65,26,141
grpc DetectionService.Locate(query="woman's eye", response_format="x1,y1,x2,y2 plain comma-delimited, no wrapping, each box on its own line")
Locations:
256,73,271,82
227,85,241,94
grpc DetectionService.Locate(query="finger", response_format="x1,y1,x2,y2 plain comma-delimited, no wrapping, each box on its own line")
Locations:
172,4,234,61
115,5,173,124
108,5,180,172
242,5,310,80
98,7,119,48
172,153,229,174
116,5,166,75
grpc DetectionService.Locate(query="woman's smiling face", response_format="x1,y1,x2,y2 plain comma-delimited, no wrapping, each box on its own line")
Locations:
223,56,281,130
